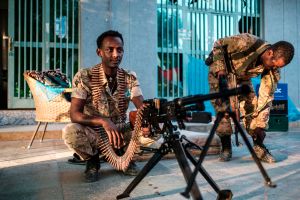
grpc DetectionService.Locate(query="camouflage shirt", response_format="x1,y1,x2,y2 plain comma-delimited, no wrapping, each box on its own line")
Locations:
71,64,143,121
210,33,281,130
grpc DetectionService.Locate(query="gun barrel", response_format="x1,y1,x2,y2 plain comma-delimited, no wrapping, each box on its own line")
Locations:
177,85,250,106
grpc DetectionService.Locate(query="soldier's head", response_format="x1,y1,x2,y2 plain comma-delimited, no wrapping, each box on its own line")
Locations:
96,30,124,69
262,41,294,70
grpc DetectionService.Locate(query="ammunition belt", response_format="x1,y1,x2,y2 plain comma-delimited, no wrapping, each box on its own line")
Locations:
91,64,141,171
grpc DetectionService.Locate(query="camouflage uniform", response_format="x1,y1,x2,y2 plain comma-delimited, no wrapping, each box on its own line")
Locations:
208,33,280,136
62,64,151,160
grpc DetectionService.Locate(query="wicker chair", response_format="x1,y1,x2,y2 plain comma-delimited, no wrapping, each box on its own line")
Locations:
24,72,72,149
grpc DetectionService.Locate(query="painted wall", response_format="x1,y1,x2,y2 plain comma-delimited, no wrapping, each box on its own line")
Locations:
264,0,300,107
80,0,157,99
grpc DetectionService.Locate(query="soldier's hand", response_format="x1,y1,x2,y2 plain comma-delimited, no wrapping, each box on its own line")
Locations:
102,119,124,149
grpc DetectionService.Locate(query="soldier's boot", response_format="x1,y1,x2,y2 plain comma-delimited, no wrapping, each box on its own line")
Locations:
123,161,140,176
114,148,140,176
68,153,86,165
85,153,100,182
252,129,276,164
219,135,232,162
253,144,275,163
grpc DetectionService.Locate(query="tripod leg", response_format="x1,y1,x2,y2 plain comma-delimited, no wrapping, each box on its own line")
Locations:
171,138,202,200
185,148,220,193
229,112,276,188
116,143,168,199
182,112,224,197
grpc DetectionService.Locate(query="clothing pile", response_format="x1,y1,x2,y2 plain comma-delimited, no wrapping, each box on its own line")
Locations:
26,70,71,101
26,70,70,88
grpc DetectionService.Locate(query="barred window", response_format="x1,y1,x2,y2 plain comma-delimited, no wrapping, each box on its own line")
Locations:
157,0,261,98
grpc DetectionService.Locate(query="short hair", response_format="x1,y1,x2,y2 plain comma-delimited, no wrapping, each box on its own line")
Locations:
270,41,294,65
96,30,124,49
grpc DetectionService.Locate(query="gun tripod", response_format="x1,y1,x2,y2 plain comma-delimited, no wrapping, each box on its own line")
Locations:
117,120,233,200
182,111,277,199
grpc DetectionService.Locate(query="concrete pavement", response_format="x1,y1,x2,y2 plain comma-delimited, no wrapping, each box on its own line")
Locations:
0,127,300,200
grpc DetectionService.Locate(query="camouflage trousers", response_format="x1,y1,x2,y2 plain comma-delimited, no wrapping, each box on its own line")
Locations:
62,123,159,160
208,71,258,137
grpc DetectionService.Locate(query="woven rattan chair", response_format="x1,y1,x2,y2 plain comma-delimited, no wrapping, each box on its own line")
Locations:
24,72,72,149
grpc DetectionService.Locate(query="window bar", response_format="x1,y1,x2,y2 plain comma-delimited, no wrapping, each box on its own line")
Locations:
246,0,248,34
254,0,256,35
171,5,175,97
54,0,57,69
194,12,198,90
166,4,169,97
36,0,39,71
196,12,199,59
254,0,258,36
260,0,262,37
250,0,253,34
221,0,224,12
193,12,196,57
241,0,244,34
23,0,27,96
216,15,219,38
202,13,205,59
22,0,28,98
160,1,164,97
30,0,33,72
18,0,21,98
220,15,223,38
199,12,201,57
199,13,202,90
193,11,196,91
66,0,69,75
176,3,181,97
29,0,33,97
60,0,63,71
229,16,232,36
71,0,75,79
224,15,227,37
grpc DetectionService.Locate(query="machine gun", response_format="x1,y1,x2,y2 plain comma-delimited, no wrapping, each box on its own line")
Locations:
117,85,268,200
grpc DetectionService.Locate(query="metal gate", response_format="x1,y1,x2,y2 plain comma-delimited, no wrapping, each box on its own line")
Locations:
7,0,79,108
157,0,262,98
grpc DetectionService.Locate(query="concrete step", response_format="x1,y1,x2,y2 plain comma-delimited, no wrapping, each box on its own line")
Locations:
0,110,36,126
0,123,66,141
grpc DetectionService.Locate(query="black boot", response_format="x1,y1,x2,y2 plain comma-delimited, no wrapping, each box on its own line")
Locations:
253,144,276,163
219,135,232,162
252,128,275,163
123,161,140,176
85,153,100,182
68,153,86,165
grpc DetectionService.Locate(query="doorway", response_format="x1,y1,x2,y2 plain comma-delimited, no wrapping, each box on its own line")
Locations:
0,0,8,109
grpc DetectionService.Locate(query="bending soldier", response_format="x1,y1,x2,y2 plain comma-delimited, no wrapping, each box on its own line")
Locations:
207,33,294,163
